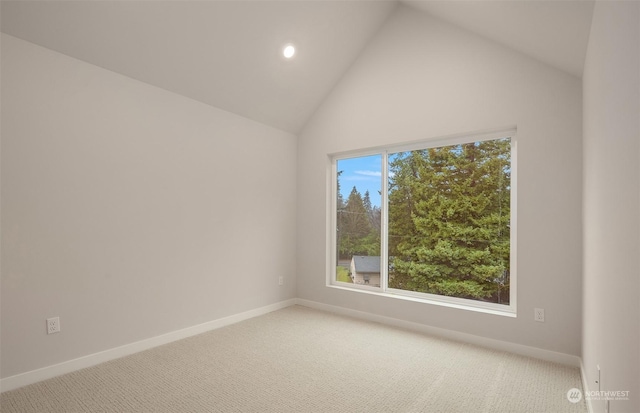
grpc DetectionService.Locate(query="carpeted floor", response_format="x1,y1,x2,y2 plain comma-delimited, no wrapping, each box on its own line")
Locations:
1,305,586,412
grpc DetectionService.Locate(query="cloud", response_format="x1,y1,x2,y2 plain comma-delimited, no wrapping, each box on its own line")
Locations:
355,170,382,177
343,175,373,181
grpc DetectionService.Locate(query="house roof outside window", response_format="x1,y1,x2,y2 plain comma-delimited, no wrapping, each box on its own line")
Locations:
352,256,380,274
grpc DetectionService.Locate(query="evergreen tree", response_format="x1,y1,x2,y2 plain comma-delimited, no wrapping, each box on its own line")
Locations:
336,171,345,264
363,190,372,214
336,171,344,210
388,139,511,303
363,190,381,235
338,187,371,257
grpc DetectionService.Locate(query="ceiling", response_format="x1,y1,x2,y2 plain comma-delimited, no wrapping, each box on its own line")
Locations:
1,1,594,134
404,0,594,78
0,0,397,133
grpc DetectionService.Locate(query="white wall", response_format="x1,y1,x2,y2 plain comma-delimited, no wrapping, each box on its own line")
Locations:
582,2,640,412
0,34,297,379
297,6,583,356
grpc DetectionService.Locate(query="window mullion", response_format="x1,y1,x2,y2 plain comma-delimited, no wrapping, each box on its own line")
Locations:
381,151,389,293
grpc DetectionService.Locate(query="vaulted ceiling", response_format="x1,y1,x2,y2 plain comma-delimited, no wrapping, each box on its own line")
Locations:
1,1,594,134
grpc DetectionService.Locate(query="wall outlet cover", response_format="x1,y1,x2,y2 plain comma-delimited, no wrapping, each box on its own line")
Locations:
47,317,61,334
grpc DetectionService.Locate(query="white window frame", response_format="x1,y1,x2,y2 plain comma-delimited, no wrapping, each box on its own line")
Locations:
327,128,517,317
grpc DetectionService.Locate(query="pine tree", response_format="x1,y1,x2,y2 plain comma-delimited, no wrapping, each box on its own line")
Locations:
336,171,344,210
363,190,381,235
388,139,511,303
337,187,370,257
363,190,372,214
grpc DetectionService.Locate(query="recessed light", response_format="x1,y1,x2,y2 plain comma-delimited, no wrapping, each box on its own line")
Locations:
283,44,295,59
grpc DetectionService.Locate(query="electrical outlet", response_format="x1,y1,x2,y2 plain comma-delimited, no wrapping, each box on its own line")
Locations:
278,276,284,286
534,308,545,322
47,317,60,334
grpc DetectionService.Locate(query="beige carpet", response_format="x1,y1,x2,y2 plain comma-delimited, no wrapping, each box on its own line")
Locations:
1,305,586,413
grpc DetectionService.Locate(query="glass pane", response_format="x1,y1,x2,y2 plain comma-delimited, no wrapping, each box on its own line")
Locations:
336,155,382,287
388,138,511,304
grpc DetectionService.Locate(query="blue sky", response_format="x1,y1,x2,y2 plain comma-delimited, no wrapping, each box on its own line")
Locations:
337,154,382,207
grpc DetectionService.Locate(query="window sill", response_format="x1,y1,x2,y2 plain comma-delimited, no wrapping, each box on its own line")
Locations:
327,282,517,318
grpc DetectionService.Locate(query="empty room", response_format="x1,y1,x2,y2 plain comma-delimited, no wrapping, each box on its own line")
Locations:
1,1,638,412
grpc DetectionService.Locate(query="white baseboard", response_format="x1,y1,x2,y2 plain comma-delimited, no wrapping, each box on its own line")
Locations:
2,298,583,394
1,299,297,393
295,298,582,368
581,359,594,413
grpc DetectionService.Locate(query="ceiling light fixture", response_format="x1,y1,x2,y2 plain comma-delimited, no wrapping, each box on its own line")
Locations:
283,44,295,59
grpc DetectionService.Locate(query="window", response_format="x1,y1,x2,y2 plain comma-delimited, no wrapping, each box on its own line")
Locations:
330,131,516,315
